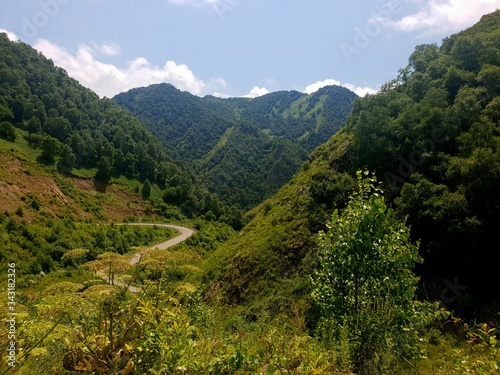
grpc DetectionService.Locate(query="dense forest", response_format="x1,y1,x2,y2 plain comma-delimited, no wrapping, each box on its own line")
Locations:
208,8,500,313
1,9,500,375
114,82,357,209
0,33,242,228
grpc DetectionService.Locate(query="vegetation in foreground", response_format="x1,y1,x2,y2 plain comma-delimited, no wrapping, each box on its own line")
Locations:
0,174,498,374
1,8,500,375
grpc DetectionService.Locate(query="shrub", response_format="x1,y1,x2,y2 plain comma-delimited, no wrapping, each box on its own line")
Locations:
311,171,432,373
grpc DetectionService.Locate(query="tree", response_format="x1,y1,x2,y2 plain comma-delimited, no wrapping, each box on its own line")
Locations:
311,171,423,371
0,121,16,142
0,102,14,122
44,116,71,141
82,252,132,285
95,156,112,183
39,135,61,164
141,180,152,200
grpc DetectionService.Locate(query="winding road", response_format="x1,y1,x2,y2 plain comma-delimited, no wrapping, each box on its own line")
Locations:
103,223,195,292
124,223,196,265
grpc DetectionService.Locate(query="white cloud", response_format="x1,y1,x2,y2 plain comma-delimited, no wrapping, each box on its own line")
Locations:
95,41,121,56
387,0,500,36
304,79,378,97
33,39,206,97
211,92,231,98
304,79,341,94
243,86,270,98
209,77,227,89
0,29,19,41
342,83,378,97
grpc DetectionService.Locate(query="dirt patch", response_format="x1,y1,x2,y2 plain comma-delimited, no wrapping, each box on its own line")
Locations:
70,177,96,193
0,153,150,222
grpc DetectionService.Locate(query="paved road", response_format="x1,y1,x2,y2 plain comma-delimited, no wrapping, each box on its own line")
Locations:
103,223,195,291
123,223,195,265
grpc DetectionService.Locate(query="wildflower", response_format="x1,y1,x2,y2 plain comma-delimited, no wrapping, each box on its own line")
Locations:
137,346,143,352
467,334,478,345
125,343,133,352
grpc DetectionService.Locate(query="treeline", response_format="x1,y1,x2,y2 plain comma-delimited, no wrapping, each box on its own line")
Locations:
0,34,242,227
206,10,500,316
114,82,356,210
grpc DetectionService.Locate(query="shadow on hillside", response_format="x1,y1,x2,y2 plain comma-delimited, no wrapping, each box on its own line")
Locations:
93,179,107,193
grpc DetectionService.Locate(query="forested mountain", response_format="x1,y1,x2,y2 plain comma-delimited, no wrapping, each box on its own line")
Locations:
2,9,500,375
114,82,357,209
199,121,308,209
0,33,241,226
206,10,500,316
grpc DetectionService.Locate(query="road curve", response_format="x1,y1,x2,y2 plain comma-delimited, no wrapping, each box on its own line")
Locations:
103,223,195,290
122,223,195,264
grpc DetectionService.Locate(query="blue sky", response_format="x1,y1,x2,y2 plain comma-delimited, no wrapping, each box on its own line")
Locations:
1,0,499,98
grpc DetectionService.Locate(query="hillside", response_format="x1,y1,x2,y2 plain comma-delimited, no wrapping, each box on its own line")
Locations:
0,33,242,227
206,10,500,317
114,83,357,209
1,10,500,375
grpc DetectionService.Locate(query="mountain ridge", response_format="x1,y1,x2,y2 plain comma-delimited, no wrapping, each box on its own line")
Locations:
114,82,357,209
0,33,241,227
204,9,500,315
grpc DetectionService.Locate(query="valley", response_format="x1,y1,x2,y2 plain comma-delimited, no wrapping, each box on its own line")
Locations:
1,8,500,375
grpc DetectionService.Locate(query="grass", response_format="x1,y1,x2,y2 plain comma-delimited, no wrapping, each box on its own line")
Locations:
201,126,235,165
68,167,97,179
0,128,42,164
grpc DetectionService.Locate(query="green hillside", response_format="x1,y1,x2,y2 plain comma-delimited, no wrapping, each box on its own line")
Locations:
0,33,242,228
114,83,356,210
1,10,500,374
199,121,308,208
206,9,500,316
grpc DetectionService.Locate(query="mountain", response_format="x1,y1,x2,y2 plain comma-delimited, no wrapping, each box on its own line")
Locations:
114,83,357,209
205,10,500,316
0,33,241,227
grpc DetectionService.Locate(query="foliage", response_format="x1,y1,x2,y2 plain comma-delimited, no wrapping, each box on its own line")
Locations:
0,121,16,142
311,171,426,372
0,33,241,223
0,282,345,374
141,179,152,200
114,83,356,210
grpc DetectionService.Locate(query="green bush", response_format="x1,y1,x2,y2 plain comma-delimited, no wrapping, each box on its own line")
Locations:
0,120,16,142
311,171,435,373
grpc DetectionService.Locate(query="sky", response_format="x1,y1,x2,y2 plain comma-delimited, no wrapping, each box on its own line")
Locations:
0,0,499,98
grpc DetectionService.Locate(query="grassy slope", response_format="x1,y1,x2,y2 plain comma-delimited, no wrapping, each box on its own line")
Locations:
205,130,354,311
0,129,157,223
206,10,500,314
